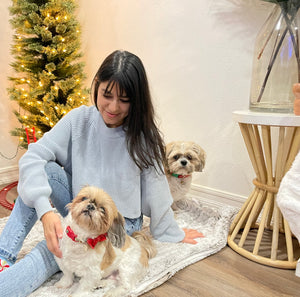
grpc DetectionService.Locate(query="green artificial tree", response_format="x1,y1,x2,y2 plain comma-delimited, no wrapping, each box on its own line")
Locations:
8,0,89,148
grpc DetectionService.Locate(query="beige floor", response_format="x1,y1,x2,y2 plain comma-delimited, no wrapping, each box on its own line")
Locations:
1,184,300,296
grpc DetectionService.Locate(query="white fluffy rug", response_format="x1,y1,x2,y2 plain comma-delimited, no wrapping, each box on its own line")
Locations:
1,199,237,297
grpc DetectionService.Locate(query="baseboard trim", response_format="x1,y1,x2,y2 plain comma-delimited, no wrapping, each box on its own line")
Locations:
189,183,247,209
0,166,19,186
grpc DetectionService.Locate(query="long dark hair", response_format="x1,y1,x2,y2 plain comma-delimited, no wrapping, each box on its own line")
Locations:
91,50,166,173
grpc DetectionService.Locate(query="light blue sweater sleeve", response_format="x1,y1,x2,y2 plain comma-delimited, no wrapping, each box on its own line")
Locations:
141,167,185,243
18,108,75,219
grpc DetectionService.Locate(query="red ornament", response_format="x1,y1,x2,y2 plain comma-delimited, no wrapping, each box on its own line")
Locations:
25,127,37,144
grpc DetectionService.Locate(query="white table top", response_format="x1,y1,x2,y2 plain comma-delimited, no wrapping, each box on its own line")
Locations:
233,110,300,127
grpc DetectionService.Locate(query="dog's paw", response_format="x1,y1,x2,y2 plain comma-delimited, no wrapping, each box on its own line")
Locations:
55,275,73,289
171,201,180,211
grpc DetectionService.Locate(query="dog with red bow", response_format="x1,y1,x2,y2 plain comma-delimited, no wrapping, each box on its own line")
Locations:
55,186,156,297
165,141,206,210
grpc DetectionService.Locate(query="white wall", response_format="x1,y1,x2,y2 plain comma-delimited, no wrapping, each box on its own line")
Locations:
0,0,273,202
0,0,25,183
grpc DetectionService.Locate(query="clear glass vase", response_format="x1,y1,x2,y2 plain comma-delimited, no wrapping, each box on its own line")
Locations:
249,1,300,113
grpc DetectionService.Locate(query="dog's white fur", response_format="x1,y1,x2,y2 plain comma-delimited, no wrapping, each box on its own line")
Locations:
165,141,206,210
55,186,156,297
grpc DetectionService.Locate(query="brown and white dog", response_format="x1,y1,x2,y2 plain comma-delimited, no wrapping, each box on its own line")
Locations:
165,141,206,210
55,186,156,297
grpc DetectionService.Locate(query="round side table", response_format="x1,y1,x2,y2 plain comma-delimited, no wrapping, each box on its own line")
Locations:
228,110,300,269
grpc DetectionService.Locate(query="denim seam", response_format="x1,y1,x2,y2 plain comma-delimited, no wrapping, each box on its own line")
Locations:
0,248,16,263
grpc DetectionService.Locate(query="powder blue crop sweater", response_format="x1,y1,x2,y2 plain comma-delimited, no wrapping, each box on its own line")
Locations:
18,105,185,243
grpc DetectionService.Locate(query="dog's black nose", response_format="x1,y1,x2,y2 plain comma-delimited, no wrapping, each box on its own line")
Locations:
181,160,187,166
87,204,95,211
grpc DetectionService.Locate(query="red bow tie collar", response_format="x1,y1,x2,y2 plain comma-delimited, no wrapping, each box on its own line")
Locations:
66,226,107,249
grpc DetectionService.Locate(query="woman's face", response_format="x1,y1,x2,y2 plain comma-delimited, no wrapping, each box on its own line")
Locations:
97,81,130,128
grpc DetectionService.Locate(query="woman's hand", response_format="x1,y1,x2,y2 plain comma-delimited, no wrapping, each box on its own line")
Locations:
181,228,204,244
41,211,63,258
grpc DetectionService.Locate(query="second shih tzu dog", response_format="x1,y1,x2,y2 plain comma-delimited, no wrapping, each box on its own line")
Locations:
55,186,156,297
165,141,206,210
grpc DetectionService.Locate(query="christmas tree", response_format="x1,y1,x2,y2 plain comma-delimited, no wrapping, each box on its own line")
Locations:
8,0,89,149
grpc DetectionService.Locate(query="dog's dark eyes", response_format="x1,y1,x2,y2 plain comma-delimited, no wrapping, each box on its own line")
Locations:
187,154,193,160
173,155,180,161
81,197,88,201
100,206,105,214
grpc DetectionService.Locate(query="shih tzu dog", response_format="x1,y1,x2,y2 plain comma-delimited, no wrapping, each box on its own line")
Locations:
165,141,206,210
55,186,156,297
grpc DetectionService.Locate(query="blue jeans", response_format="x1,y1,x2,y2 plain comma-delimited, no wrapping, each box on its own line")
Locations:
0,162,142,297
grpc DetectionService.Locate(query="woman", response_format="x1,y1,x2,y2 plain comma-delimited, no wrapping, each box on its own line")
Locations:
0,50,203,296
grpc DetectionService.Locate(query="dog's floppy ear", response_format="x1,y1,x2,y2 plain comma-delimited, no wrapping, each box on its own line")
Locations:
107,212,126,248
165,142,176,159
164,142,175,171
192,144,206,172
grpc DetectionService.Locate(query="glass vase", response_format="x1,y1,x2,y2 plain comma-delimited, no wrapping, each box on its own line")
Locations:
249,1,300,113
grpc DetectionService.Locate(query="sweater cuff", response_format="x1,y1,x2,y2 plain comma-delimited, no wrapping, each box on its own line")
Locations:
34,197,55,220
156,223,185,243
151,208,185,243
